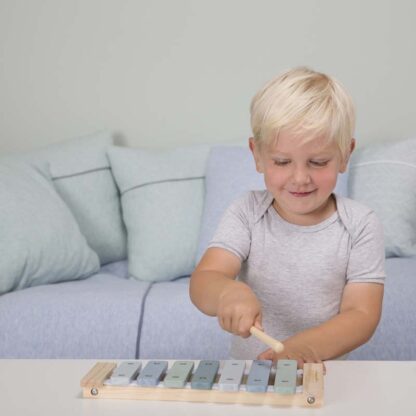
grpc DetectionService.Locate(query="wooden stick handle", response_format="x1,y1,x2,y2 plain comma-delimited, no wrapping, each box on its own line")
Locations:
250,326,284,353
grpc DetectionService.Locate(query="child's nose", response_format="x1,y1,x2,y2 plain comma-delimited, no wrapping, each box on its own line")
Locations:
292,167,311,184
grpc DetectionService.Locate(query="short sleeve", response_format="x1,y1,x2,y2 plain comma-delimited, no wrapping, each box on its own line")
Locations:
346,211,386,284
207,193,253,262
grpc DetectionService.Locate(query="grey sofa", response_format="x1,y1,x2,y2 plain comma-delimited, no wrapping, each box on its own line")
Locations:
0,132,415,361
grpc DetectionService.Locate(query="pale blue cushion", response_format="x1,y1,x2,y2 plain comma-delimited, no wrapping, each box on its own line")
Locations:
349,138,416,257
0,272,150,358
139,278,231,359
196,146,264,261
0,160,99,295
196,146,350,261
348,257,416,360
108,145,210,282
22,131,127,265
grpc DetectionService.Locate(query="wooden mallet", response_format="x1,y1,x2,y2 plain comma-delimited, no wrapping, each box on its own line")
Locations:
250,326,285,353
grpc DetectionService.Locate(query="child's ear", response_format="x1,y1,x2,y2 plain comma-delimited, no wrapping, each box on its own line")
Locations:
339,138,356,173
249,137,265,173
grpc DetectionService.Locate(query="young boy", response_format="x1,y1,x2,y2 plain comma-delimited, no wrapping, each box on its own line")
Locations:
190,67,385,367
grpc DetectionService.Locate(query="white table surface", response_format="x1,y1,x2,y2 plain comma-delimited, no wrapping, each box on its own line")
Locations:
1,359,415,416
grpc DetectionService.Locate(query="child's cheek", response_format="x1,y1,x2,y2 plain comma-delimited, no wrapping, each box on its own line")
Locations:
264,171,284,190
315,169,338,189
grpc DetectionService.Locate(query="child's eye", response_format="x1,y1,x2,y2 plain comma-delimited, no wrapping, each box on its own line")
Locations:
310,160,328,167
273,160,290,166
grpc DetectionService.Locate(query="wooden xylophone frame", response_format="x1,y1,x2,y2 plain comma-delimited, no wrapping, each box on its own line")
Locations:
80,361,324,407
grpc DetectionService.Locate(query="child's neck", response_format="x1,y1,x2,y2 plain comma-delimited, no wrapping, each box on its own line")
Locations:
272,194,336,226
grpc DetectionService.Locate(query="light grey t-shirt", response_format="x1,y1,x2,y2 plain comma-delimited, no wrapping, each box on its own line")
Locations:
208,190,386,359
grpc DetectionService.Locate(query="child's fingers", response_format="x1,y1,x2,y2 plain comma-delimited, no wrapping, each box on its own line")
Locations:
295,357,305,369
238,315,258,338
253,314,263,331
257,349,326,375
227,314,249,337
218,315,232,334
231,315,243,336
256,348,274,361
239,310,264,338
218,307,262,338
297,358,326,374
219,313,251,337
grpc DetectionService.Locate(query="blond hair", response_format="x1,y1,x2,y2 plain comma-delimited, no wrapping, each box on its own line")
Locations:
250,67,355,159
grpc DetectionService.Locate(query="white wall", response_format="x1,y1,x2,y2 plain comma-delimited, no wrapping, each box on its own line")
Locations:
0,0,415,154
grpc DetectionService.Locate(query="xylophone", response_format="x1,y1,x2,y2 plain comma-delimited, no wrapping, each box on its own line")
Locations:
80,359,324,407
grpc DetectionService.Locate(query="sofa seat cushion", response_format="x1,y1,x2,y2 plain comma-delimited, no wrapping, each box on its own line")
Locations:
348,257,416,360
0,271,150,358
139,277,231,359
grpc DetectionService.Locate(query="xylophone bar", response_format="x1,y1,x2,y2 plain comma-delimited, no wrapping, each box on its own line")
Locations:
80,360,324,407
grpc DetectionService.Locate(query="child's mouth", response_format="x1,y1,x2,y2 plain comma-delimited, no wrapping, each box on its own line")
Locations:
289,190,315,197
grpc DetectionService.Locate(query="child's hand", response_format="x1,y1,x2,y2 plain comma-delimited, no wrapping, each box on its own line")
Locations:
257,340,325,372
217,281,262,338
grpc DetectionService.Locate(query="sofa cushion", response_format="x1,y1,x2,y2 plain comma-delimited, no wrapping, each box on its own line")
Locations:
349,137,416,257
22,131,127,265
196,145,350,261
196,146,264,262
348,256,416,360
99,259,129,278
0,160,99,295
0,270,151,358
139,277,231,359
108,145,210,282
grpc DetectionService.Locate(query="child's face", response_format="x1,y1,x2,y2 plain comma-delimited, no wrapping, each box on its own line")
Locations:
250,131,353,225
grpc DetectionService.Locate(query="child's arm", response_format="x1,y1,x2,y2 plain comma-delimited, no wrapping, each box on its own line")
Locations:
190,247,263,338
258,282,384,365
